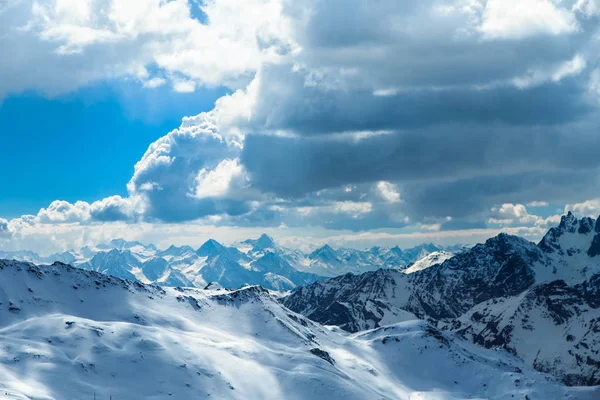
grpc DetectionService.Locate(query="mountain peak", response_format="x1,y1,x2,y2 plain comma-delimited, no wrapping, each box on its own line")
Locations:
558,212,578,233
539,213,600,255
253,234,275,250
161,244,195,256
197,239,225,257
310,244,340,263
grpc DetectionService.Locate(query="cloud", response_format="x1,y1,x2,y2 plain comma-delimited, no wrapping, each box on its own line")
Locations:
89,195,145,222
0,0,294,99
36,200,91,224
565,198,600,216
3,0,600,248
488,203,540,225
0,218,11,238
376,181,401,204
527,201,549,207
478,0,579,40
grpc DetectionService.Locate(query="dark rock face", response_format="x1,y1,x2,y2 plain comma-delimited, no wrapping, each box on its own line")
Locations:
310,348,335,365
579,217,595,234
284,234,541,328
283,270,399,332
407,234,539,320
588,234,600,257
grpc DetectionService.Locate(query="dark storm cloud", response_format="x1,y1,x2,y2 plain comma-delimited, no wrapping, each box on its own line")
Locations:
241,121,600,198
401,170,600,220
249,67,591,136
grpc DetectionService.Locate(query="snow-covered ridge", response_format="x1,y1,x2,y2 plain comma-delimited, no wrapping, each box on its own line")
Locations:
283,213,600,386
0,235,458,291
0,259,596,400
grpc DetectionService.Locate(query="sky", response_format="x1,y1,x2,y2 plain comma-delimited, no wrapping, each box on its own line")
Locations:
2,0,600,254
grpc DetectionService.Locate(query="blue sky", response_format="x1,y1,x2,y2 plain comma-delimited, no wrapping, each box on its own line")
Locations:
1,0,600,253
0,82,227,218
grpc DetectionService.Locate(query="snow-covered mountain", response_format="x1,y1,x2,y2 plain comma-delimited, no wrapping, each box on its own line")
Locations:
283,213,600,386
0,259,596,400
0,236,456,291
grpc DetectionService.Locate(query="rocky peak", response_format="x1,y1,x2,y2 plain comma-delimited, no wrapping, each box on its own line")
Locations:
588,234,600,258
388,245,403,256
197,239,225,257
559,211,579,233
539,213,600,257
252,234,275,251
578,217,595,234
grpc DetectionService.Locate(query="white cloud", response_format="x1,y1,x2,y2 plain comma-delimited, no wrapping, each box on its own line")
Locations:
373,88,399,97
36,200,91,224
574,0,600,16
478,0,579,40
193,158,246,199
0,0,295,99
488,203,540,225
143,77,166,88
527,201,548,207
173,80,196,93
89,195,145,221
513,54,587,89
565,198,600,216
332,201,373,218
376,181,401,203
534,214,563,228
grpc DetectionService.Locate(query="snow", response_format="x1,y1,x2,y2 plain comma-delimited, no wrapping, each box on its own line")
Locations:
404,251,454,274
0,237,451,291
0,260,595,400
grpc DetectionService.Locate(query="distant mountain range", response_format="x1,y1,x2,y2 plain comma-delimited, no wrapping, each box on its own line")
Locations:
0,234,459,291
283,212,600,386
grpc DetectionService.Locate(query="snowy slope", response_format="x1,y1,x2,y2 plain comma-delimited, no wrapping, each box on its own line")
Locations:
404,250,454,274
0,260,596,400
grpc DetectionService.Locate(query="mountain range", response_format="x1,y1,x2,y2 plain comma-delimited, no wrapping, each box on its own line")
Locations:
0,235,456,291
283,212,600,386
0,258,596,399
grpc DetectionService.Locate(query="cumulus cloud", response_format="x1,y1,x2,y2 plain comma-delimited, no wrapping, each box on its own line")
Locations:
376,181,401,204
0,0,294,99
565,198,600,216
488,203,540,225
478,0,578,40
3,0,600,246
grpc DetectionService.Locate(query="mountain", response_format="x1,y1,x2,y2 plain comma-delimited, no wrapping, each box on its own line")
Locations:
0,235,454,291
295,242,452,277
0,259,595,399
449,275,600,386
250,233,276,253
80,249,141,281
159,244,196,258
250,252,321,290
196,238,226,257
283,213,600,386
